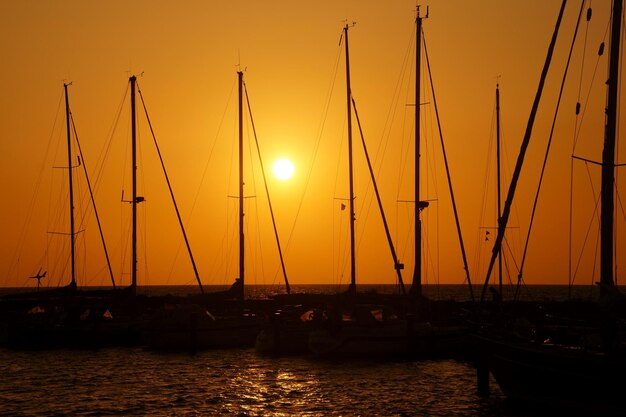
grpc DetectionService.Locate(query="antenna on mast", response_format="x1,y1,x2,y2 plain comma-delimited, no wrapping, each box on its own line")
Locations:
417,4,430,19
236,50,244,72
339,20,356,45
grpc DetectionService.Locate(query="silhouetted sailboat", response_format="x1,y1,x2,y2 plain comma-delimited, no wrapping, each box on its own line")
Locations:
475,2,626,413
308,12,471,358
4,83,117,299
144,71,267,351
0,83,127,348
259,22,410,355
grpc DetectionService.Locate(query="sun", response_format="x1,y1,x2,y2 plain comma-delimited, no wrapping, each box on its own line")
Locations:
272,158,295,181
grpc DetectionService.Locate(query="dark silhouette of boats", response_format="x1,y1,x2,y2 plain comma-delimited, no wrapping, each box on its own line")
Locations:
0,82,132,348
474,1,626,414
280,10,475,359
143,71,285,351
1,77,236,349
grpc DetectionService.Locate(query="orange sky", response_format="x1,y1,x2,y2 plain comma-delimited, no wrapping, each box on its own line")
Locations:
0,1,624,291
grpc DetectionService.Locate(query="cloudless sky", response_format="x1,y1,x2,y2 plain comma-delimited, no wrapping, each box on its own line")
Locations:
0,1,624,292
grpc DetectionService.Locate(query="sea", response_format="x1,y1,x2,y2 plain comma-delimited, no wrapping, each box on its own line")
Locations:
0,347,513,417
0,284,610,416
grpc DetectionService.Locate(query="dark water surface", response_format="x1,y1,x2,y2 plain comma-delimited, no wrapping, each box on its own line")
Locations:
0,347,519,416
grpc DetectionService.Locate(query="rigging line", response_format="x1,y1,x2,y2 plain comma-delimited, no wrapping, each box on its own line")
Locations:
243,81,290,293
400,203,416,266
501,235,521,285
473,97,496,281
424,70,442,287
589,214,600,287
136,82,204,294
615,5,625,287
224,115,238,283
352,96,406,294
475,97,498,280
165,229,184,284
69,113,116,288
422,200,441,299
6,91,64,280
499,117,524,257
573,13,612,145
380,23,414,204
92,83,129,194
391,58,415,262
571,167,601,285
188,78,236,228
518,0,586,289
576,1,592,114
243,99,265,287
423,32,474,301
333,199,337,283
339,208,351,285
396,47,415,209
570,1,592,291
500,244,514,294
219,208,234,284
351,105,384,261
136,111,146,289
142,201,150,286
480,0,567,302
285,44,343,253
211,84,239,285
333,115,348,236
615,183,626,283
119,192,126,285
376,23,416,180
351,119,385,271
423,64,440,207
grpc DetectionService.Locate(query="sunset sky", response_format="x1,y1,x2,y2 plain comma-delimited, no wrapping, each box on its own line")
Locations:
0,1,624,292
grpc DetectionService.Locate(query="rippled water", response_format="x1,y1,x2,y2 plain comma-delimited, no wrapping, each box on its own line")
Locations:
0,347,520,416
2,284,589,415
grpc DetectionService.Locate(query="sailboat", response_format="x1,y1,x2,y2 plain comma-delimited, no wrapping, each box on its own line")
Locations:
307,12,471,358
474,1,626,413
0,82,129,348
3,83,117,300
305,21,412,357
143,71,264,351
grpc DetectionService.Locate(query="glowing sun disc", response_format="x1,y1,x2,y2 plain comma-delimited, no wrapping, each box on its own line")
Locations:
272,158,295,180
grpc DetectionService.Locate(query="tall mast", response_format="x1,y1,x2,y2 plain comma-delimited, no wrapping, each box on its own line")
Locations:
64,83,76,288
411,8,427,297
600,0,623,292
480,0,566,301
496,83,503,295
130,75,138,294
238,70,245,300
344,24,357,295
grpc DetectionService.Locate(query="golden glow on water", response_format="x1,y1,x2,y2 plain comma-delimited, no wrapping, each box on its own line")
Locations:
0,347,507,415
230,361,324,414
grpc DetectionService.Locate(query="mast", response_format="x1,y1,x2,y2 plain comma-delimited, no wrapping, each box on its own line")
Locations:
64,83,77,288
130,75,138,294
480,0,566,301
410,8,428,297
496,83,503,295
344,24,357,295
238,70,245,300
600,0,623,292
